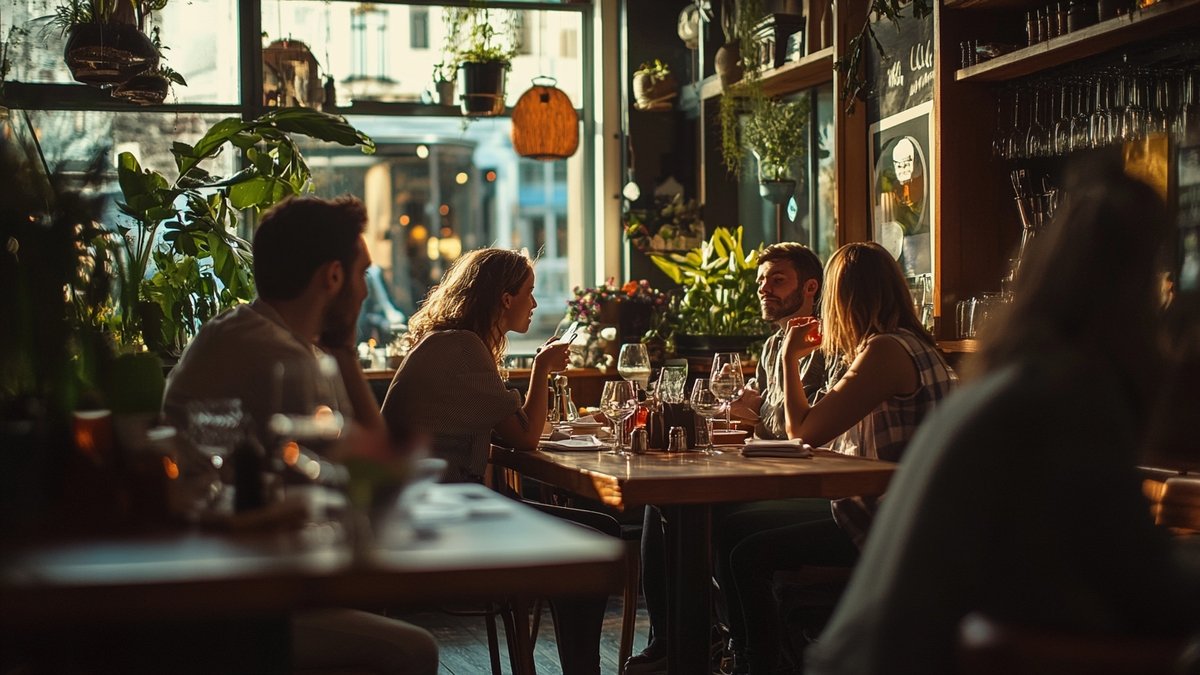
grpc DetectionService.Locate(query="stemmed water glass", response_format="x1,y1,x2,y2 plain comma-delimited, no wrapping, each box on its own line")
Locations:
709,352,745,432
690,379,726,456
656,364,688,404
600,380,638,458
186,398,245,510
617,343,652,390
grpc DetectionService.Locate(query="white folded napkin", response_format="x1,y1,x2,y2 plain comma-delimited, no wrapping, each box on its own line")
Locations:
539,435,605,451
741,438,814,459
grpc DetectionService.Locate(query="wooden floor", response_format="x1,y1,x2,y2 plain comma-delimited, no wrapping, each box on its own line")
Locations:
393,595,652,675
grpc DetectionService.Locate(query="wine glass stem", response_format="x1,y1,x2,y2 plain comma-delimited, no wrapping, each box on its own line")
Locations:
615,417,625,453
706,416,715,452
725,402,732,429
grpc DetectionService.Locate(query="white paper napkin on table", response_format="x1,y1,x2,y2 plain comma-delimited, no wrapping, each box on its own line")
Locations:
539,435,605,451
741,438,814,459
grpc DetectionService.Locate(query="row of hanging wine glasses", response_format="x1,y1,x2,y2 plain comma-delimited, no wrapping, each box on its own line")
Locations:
993,64,1200,160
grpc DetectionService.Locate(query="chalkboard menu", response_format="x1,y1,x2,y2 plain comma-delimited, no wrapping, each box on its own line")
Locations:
866,8,936,125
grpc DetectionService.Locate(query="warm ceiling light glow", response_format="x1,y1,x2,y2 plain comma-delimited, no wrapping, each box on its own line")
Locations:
427,237,440,260
399,214,411,226
283,441,300,466
416,144,430,159
485,170,497,182
438,235,462,261
455,172,469,184
409,224,428,242
162,456,180,480
438,204,450,216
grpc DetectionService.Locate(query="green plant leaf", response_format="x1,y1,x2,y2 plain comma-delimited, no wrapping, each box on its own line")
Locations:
229,177,273,209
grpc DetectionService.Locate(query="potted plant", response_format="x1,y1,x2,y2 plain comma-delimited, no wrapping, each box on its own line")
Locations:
442,3,520,116
743,95,810,201
649,226,771,356
109,107,375,357
432,60,456,106
715,0,765,91
52,0,163,87
632,59,677,111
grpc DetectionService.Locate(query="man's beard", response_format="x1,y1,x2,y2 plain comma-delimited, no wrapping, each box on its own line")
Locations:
322,280,360,335
761,289,804,322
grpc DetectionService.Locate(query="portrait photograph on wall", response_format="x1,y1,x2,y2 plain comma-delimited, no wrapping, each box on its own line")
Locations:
870,100,935,281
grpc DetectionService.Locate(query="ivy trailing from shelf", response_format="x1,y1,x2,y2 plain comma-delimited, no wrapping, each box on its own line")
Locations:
835,0,933,112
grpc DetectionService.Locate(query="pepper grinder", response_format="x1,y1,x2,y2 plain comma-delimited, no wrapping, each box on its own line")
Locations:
553,374,578,422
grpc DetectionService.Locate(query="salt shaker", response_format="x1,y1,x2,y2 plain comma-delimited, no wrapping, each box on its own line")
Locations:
630,427,649,455
667,426,688,453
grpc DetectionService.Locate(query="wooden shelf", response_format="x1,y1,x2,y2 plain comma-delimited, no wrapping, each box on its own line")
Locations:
955,0,1200,82
937,339,979,353
698,47,836,101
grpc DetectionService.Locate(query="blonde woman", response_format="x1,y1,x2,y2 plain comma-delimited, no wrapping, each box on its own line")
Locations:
381,247,568,483
722,242,956,675
383,248,612,675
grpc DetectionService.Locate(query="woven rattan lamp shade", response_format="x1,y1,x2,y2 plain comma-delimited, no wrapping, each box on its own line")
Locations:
511,79,579,160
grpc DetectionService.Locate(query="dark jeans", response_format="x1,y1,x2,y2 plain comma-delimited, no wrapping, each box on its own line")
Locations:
722,501,859,675
639,505,669,655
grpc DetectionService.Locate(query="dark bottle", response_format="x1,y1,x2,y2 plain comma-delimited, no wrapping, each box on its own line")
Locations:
1026,10,1040,45
233,435,266,513
1038,8,1050,41
1046,4,1060,37
1057,3,1070,33
1097,0,1118,21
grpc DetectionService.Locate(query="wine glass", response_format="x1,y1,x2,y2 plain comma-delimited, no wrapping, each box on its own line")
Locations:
657,364,688,404
709,352,745,431
617,343,652,390
690,379,726,456
267,353,347,485
600,380,638,458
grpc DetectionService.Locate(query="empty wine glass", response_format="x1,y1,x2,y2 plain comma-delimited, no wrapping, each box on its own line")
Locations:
709,352,745,431
600,380,638,458
617,343,652,390
690,379,726,456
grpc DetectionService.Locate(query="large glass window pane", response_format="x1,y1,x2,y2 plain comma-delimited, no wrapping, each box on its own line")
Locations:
295,114,578,349
2,0,240,104
265,2,583,108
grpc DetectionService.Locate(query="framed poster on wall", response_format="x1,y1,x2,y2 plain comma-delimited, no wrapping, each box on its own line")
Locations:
869,100,935,283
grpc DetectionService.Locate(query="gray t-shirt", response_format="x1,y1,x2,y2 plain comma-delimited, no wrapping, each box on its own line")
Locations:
381,330,521,482
163,300,351,446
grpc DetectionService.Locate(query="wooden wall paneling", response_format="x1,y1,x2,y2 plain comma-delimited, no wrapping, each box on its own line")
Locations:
834,0,871,244
934,3,1018,339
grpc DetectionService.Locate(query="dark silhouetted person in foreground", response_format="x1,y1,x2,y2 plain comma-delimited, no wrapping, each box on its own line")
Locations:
806,168,1199,675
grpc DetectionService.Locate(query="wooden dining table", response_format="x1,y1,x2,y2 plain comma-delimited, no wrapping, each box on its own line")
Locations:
491,446,896,675
0,483,624,673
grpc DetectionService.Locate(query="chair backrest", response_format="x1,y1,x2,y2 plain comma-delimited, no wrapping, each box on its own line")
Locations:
958,612,1184,675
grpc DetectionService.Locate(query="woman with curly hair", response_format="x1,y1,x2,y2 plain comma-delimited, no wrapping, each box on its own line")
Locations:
382,247,568,483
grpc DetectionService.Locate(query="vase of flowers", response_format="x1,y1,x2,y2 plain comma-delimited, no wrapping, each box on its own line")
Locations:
563,279,672,368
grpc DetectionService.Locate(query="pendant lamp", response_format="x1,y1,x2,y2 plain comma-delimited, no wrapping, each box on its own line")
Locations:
511,76,580,160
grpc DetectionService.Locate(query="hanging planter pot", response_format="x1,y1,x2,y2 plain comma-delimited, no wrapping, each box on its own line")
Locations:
458,61,509,117
511,76,579,160
714,41,743,92
753,149,798,203
64,23,158,87
111,71,169,105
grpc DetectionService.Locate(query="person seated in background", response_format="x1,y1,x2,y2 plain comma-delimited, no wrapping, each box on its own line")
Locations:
626,242,835,675
164,195,438,675
806,169,1200,675
724,241,957,675
381,247,606,675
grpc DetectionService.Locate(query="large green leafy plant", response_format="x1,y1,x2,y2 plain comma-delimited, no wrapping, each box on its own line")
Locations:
744,95,810,182
111,107,375,356
441,2,520,66
649,227,770,337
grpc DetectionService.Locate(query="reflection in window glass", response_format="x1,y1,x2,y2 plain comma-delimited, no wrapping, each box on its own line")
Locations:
2,0,240,104
814,83,837,262
265,2,583,108
295,115,575,345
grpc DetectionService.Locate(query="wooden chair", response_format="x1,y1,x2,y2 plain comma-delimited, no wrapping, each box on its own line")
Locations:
958,612,1185,675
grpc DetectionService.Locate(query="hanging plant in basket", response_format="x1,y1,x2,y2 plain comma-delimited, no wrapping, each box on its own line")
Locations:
110,28,185,105
441,2,520,117
52,0,165,87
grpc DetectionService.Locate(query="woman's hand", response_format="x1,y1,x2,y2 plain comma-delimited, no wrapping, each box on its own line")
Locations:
532,336,570,375
782,316,822,360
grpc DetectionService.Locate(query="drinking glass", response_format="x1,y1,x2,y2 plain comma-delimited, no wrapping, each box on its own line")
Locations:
657,364,688,404
186,398,245,508
690,379,726,456
600,380,638,458
709,352,745,430
617,343,652,390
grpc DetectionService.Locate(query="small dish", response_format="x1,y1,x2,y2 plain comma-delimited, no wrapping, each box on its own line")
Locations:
569,420,605,434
